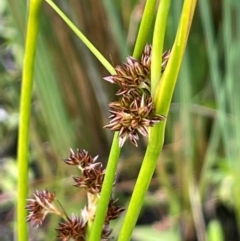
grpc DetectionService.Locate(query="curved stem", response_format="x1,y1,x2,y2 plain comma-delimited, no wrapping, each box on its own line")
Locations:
17,0,43,240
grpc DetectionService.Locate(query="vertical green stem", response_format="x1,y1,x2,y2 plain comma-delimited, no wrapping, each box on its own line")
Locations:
118,0,197,240
133,0,158,59
17,0,42,240
89,1,159,239
151,0,171,95
88,133,121,241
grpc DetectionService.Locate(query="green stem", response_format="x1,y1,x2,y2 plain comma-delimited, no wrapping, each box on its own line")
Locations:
88,1,159,239
117,133,164,241
133,0,158,59
88,133,121,241
151,0,171,96
154,0,196,115
45,0,115,74
17,0,43,240
118,0,197,240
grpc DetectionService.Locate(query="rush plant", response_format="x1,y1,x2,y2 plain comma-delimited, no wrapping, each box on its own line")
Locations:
17,0,197,240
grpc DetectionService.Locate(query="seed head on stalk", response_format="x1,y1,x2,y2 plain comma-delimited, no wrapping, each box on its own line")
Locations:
104,44,170,147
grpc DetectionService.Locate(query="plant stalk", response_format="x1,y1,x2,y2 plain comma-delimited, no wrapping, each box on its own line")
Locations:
118,0,197,240
133,0,158,59
17,0,43,240
88,133,120,241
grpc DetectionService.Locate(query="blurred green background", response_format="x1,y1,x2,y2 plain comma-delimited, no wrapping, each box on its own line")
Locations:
1,0,240,240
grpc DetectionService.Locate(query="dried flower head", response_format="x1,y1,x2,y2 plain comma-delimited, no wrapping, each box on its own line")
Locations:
161,49,171,72
104,57,151,95
141,44,171,73
64,149,98,170
141,44,152,69
105,94,165,147
26,190,59,227
73,163,105,194
104,44,169,147
56,214,86,241
105,199,125,225
26,147,125,241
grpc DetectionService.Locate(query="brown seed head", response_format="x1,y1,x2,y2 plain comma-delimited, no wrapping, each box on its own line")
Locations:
104,44,169,147
104,57,151,95
73,164,105,194
104,94,165,146
141,44,152,70
105,199,125,225
26,190,57,227
64,149,98,170
56,214,86,241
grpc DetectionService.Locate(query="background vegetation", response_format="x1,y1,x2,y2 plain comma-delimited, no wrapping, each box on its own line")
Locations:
0,0,240,240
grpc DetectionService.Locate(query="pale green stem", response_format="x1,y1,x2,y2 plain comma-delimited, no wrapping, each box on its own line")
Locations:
117,0,197,240
133,0,158,59
45,0,115,74
151,0,171,96
89,0,161,239
17,0,43,240
88,133,120,241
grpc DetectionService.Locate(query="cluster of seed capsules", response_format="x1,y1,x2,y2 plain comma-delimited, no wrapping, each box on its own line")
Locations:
26,45,170,240
26,149,124,241
104,44,171,147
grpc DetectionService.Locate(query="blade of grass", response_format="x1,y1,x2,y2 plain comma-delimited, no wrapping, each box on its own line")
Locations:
102,0,129,59
200,0,240,231
198,0,221,195
34,36,77,155
189,179,206,241
17,0,43,240
222,0,240,229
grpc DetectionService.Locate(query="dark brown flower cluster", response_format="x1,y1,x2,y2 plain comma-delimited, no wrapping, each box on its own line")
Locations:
65,148,105,194
56,214,86,241
104,44,170,147
26,190,59,227
26,149,124,241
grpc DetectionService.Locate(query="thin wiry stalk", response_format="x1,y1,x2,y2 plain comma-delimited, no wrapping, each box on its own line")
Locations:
45,0,116,75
